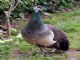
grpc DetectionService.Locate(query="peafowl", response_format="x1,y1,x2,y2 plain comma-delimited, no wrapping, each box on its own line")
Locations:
21,6,69,54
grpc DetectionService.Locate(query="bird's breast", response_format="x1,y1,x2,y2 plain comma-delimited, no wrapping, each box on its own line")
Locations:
36,30,56,47
22,29,56,47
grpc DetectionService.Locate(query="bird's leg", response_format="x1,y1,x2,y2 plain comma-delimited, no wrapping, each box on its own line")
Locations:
39,47,47,56
32,47,46,56
40,47,44,55
50,48,56,53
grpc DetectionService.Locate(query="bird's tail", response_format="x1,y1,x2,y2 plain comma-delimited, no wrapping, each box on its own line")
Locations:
60,38,69,51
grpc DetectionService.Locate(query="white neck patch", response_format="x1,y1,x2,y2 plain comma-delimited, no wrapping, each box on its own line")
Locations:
33,6,41,13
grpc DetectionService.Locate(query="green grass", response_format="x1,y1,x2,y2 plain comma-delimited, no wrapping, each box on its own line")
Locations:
0,8,80,60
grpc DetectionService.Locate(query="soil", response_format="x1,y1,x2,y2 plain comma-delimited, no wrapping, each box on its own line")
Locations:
9,47,80,60
65,50,80,60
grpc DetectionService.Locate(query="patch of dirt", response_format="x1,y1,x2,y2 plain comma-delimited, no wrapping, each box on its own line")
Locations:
65,50,80,60
9,47,80,60
9,47,25,58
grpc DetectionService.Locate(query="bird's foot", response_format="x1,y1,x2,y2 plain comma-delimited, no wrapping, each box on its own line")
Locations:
39,51,50,57
50,49,56,53
32,51,48,56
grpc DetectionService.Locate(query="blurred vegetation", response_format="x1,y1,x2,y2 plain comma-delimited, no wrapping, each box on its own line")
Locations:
0,0,80,60
0,8,80,60
0,0,77,18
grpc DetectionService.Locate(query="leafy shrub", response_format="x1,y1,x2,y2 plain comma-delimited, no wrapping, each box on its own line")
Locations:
0,40,13,56
11,28,18,36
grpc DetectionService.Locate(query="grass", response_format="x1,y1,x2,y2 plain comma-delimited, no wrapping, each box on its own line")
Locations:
0,8,80,60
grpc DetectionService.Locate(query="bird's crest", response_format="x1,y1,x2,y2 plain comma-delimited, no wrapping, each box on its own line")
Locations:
31,5,42,21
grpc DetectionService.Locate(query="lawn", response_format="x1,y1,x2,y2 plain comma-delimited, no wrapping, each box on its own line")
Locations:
0,8,80,60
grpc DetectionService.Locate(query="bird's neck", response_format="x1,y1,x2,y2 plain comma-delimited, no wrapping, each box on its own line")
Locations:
26,12,43,32
31,12,41,21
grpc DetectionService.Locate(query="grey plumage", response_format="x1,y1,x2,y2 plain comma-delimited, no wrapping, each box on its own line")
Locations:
22,24,56,46
21,6,69,54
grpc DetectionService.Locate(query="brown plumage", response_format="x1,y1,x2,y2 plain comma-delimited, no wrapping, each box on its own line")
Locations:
46,24,69,51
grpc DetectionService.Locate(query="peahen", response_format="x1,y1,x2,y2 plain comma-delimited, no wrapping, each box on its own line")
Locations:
21,6,69,54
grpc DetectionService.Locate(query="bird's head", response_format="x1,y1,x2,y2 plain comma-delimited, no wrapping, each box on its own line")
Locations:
29,5,44,21
25,5,49,21
33,5,42,13
33,5,50,18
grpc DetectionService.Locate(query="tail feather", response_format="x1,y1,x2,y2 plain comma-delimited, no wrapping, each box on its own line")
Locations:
60,38,69,51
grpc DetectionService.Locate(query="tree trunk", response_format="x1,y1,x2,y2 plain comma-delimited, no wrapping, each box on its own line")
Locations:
4,11,11,38
3,0,19,38
6,16,11,38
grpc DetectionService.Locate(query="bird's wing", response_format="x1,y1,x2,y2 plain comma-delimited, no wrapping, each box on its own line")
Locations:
46,24,67,41
43,24,57,43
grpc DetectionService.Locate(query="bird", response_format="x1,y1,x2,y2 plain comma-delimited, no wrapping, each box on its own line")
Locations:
21,5,69,55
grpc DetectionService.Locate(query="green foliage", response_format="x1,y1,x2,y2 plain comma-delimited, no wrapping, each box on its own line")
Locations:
0,0,10,10
0,0,76,18
59,0,75,7
0,40,13,56
11,28,18,36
